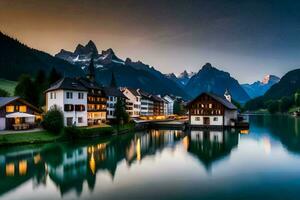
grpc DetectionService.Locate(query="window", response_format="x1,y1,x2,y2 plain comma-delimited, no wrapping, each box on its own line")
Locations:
75,105,85,111
66,92,73,99
195,117,201,121
209,104,212,108
66,117,73,126
213,117,218,121
78,117,83,123
50,92,53,99
78,93,84,99
64,104,74,111
19,106,27,112
6,106,14,113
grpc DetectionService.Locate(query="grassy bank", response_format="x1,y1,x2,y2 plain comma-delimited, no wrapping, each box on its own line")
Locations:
0,130,64,146
0,79,17,95
0,123,136,146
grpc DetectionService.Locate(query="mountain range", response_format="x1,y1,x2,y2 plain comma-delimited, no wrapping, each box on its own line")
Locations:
242,75,280,98
0,32,284,103
55,41,189,99
56,41,252,102
0,32,83,81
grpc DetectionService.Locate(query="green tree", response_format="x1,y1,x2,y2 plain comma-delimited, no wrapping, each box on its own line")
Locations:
48,68,62,85
267,100,279,114
0,88,9,97
14,74,39,106
279,96,293,112
34,69,47,106
295,91,300,107
173,100,186,115
114,98,129,125
42,105,64,134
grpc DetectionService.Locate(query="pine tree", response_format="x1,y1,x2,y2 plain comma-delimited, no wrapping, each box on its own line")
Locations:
15,74,39,106
48,68,62,85
110,72,117,87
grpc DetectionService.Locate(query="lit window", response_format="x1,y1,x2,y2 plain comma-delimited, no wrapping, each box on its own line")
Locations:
19,106,27,112
6,106,14,113
209,104,212,108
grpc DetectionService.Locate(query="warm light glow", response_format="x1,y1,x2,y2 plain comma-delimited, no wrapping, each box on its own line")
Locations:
6,163,15,176
182,136,189,150
34,154,41,164
15,117,21,124
136,138,141,161
89,153,96,174
240,129,249,134
19,105,27,112
6,105,14,113
19,160,27,175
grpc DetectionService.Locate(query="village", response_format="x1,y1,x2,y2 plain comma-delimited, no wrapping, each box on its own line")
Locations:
0,58,248,140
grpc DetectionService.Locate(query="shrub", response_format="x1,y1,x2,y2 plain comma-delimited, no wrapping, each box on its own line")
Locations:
64,126,81,139
42,105,64,134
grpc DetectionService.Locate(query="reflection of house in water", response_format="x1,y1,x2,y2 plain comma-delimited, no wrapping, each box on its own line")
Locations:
185,130,239,170
0,149,46,196
126,130,185,164
45,145,96,196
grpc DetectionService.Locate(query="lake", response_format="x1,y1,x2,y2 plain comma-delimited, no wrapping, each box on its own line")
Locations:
1,115,300,200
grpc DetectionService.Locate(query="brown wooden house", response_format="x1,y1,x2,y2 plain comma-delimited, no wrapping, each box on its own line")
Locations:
187,92,237,127
0,97,42,130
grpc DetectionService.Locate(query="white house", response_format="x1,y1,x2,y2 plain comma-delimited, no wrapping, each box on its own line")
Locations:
137,89,154,116
187,91,238,127
104,87,127,120
121,88,141,118
163,95,174,115
45,77,88,127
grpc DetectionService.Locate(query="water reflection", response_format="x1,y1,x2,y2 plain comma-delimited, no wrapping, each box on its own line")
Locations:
186,130,238,170
1,115,300,199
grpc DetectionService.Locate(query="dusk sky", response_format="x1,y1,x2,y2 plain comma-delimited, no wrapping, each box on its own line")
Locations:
1,0,300,83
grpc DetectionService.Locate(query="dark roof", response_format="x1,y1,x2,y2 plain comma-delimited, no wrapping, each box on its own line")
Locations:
0,97,19,108
151,95,164,102
137,89,152,100
45,77,88,93
77,77,102,90
187,92,237,110
103,87,126,98
126,88,140,97
0,96,42,113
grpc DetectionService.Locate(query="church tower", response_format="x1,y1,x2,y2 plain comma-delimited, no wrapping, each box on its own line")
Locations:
224,89,232,102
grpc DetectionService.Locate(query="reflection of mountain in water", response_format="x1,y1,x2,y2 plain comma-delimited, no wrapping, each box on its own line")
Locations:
250,115,300,154
185,130,239,170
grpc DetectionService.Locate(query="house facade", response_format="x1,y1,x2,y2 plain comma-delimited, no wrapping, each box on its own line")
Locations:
137,89,154,116
46,78,88,127
0,97,42,130
121,88,141,118
163,95,174,115
187,92,237,127
151,95,165,116
104,87,127,120
78,78,107,125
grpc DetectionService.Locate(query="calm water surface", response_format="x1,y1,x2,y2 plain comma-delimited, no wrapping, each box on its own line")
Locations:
1,115,300,200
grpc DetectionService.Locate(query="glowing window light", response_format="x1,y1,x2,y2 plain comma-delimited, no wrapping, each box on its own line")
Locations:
19,160,27,175
136,139,141,161
89,153,96,174
6,163,15,176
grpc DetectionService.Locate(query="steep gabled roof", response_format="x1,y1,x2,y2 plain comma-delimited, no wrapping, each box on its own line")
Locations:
187,92,237,110
0,97,19,108
45,77,88,93
103,87,126,98
126,88,140,97
0,96,42,113
77,77,102,90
